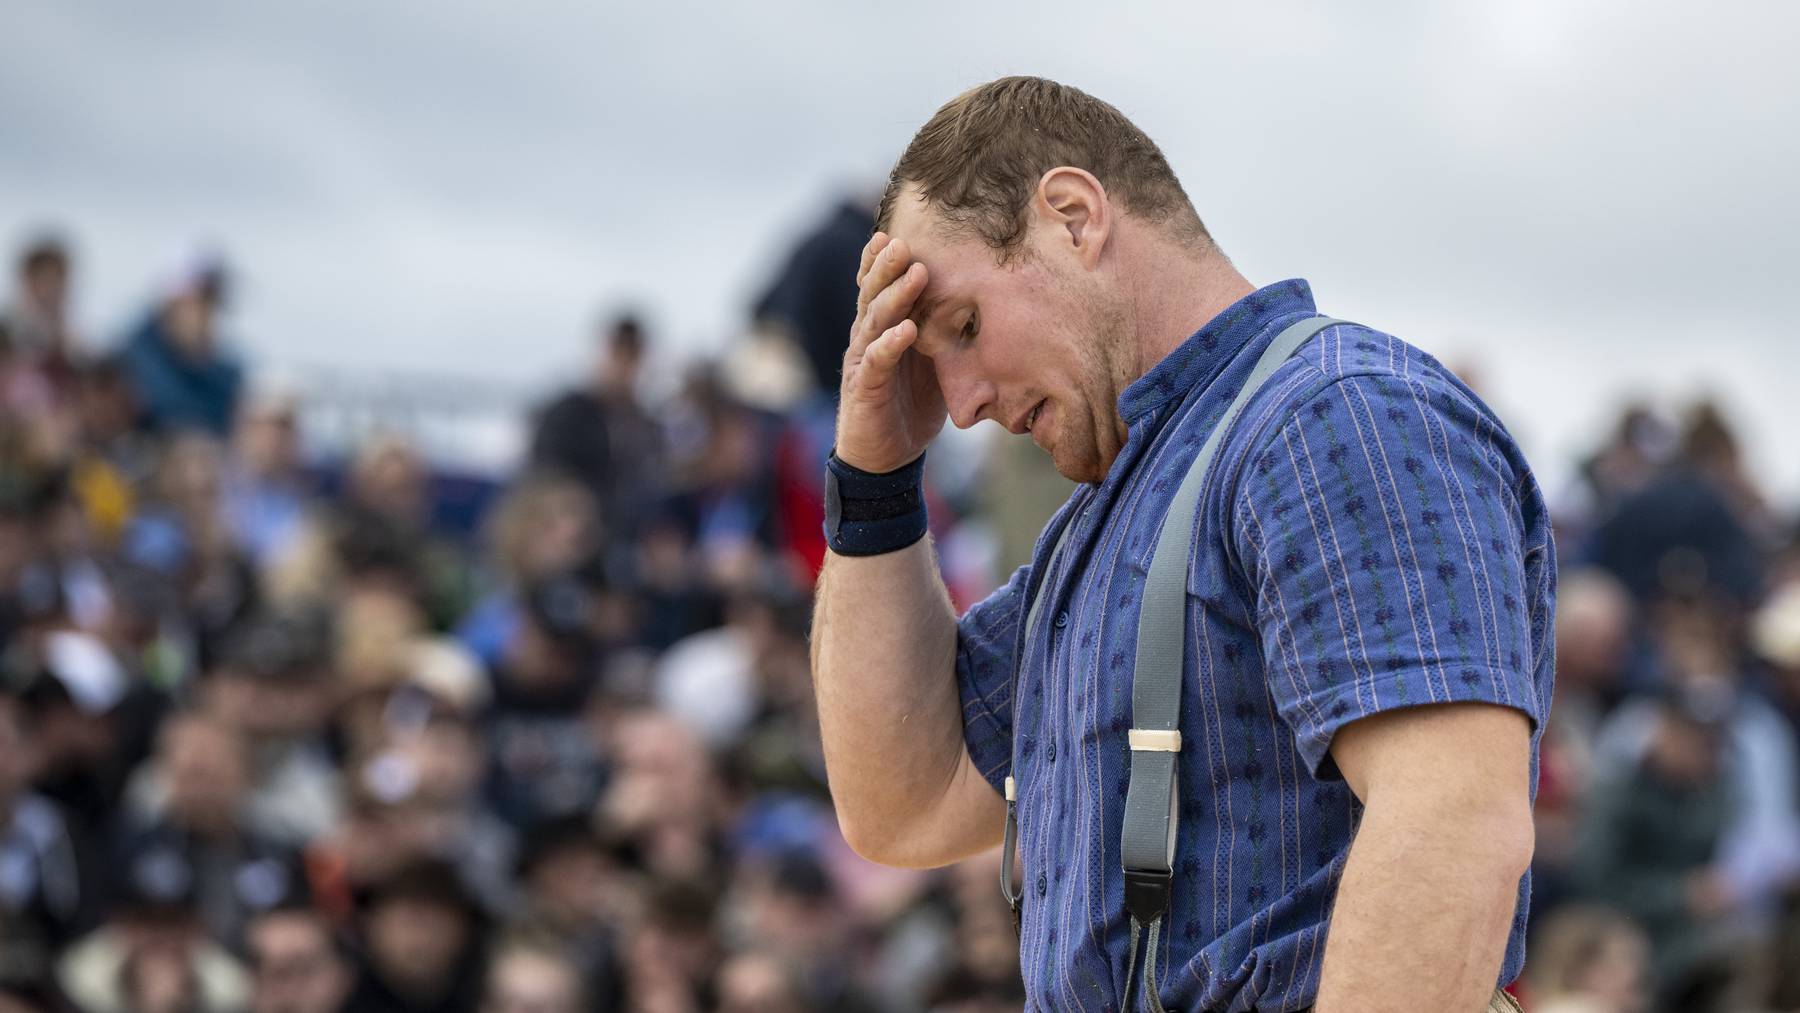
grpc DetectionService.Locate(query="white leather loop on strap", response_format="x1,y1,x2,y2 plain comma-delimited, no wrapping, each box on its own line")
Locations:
1128,729,1182,753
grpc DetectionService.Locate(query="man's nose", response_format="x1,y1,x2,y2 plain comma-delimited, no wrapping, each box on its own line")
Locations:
938,367,994,430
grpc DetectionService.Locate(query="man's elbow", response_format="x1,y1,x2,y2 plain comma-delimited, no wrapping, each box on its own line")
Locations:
1446,794,1537,887
837,811,900,866
1487,799,1536,881
837,810,950,869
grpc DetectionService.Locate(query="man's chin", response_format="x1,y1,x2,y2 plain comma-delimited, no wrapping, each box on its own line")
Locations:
1046,445,1105,485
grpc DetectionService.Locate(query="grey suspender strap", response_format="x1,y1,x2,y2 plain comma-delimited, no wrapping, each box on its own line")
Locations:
1119,314,1339,1011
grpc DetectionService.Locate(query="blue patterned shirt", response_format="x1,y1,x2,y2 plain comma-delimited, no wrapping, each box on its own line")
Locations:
956,280,1556,1011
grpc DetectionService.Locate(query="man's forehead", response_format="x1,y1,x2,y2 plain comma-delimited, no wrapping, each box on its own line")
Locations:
886,184,946,251
889,195,992,283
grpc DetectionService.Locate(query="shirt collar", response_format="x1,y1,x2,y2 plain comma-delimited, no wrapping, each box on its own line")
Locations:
1117,278,1316,426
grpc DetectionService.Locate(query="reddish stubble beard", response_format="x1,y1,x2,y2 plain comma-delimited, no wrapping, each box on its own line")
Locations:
1032,270,1135,486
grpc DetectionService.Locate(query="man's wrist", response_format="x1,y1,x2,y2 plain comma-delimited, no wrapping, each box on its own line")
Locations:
823,449,927,556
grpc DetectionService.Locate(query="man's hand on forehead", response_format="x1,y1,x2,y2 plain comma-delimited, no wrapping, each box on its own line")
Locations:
851,233,928,358
835,232,948,474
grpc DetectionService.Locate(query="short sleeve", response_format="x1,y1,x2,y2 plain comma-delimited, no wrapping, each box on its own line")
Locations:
956,563,1031,793
1233,371,1547,779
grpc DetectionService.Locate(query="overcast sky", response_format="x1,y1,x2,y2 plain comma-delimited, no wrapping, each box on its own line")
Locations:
4,1,1797,499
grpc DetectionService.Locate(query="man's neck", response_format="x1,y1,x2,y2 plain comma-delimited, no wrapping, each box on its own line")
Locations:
1125,240,1256,384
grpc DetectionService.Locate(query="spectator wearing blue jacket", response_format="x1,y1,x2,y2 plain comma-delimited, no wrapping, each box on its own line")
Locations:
120,250,242,437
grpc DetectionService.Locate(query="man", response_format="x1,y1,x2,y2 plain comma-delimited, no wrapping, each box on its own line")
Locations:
529,312,665,540
810,77,1554,1011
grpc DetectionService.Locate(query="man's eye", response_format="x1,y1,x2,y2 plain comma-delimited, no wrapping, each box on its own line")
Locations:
961,313,979,343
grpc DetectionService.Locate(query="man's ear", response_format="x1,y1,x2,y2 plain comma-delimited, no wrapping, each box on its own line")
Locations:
1033,167,1110,269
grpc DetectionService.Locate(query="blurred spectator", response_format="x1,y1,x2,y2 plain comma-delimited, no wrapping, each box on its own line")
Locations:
658,370,782,590
55,852,250,1013
1535,570,1636,913
345,649,518,914
725,851,873,1011
1573,403,1673,527
0,489,45,653
1584,403,1766,606
924,965,1028,1013
1523,905,1651,1013
1752,579,1800,729
32,477,114,637
331,588,427,718
458,474,602,670
529,313,665,544
66,358,153,548
1758,879,1800,1011
479,934,586,1013
1678,399,1781,543
118,250,242,437
653,585,775,753
0,693,88,957
713,582,825,798
115,712,305,951
923,852,1024,1013
1591,595,1800,926
2,235,80,364
342,859,485,1013
618,879,717,1013
619,512,719,654
1576,681,1739,1006
245,904,351,1013
715,950,805,1013
18,629,153,836
752,196,873,400
484,574,607,832
221,387,314,569
199,615,341,848
505,818,624,1009
322,436,474,631
596,711,720,884
122,434,258,658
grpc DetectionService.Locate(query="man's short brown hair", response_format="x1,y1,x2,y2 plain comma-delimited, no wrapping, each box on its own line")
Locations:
875,76,1210,261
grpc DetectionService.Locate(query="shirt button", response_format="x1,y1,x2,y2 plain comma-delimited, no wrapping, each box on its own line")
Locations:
1054,610,1069,629
1048,742,1057,762
1037,872,1048,897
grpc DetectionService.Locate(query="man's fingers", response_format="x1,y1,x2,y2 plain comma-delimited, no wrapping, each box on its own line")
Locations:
861,261,927,345
857,320,918,385
855,237,913,319
855,232,891,290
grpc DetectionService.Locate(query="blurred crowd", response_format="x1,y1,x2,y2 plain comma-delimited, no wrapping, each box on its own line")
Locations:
2,215,1799,1013
1523,395,1800,1013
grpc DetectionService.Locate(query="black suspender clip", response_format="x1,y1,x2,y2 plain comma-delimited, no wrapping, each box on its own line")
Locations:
1123,868,1173,926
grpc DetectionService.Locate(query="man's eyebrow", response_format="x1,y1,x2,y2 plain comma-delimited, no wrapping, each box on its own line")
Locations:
908,289,947,333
